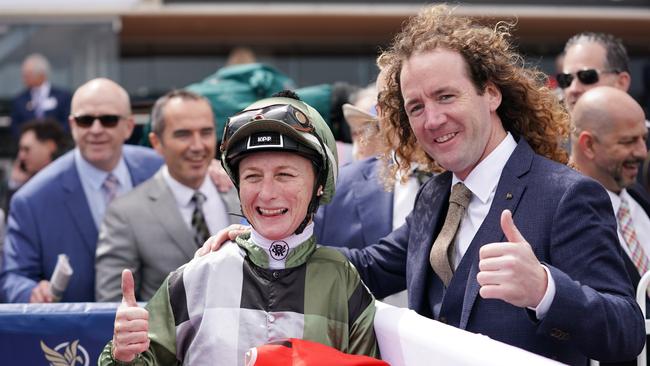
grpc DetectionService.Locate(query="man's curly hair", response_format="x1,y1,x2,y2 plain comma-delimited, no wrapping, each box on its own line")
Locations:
377,5,569,182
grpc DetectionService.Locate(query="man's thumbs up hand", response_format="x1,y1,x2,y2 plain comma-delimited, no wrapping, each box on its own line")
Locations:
501,208,526,244
477,210,548,308
112,269,150,362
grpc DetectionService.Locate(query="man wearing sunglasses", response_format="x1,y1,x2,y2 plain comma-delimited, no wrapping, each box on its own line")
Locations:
0,78,163,303
560,32,632,113
562,33,650,193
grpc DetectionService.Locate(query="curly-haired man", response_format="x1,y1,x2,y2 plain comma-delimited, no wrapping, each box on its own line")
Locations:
343,5,644,364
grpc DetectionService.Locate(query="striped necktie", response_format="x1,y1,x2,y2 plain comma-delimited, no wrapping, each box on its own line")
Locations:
102,173,120,204
617,196,650,275
192,191,211,247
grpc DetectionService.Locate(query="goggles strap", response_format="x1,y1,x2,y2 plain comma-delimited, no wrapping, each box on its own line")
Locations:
294,184,321,235
294,134,329,235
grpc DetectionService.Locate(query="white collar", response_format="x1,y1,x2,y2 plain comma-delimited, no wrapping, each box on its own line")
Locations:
452,133,517,203
606,188,630,213
74,148,129,190
31,81,51,97
162,165,211,207
251,222,314,269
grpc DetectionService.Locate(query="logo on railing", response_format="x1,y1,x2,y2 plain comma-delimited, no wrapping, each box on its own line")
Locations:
40,339,89,366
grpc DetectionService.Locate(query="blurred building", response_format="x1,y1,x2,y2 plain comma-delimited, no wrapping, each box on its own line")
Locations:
0,0,648,158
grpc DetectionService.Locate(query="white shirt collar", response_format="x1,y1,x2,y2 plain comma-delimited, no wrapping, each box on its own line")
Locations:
250,222,315,269
31,81,51,98
74,148,129,190
452,132,517,203
162,165,209,207
606,188,628,214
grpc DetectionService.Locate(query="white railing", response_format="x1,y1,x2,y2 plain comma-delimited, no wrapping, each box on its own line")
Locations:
373,301,562,366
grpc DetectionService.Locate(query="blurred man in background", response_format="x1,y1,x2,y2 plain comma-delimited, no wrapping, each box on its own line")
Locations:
10,54,71,136
560,32,631,113
4,120,70,211
561,32,650,195
95,90,240,302
570,86,650,366
342,83,381,161
1,78,162,303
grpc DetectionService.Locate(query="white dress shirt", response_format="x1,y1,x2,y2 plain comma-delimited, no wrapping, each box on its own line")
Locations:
30,82,51,116
606,188,650,265
162,166,230,236
451,133,555,318
75,148,133,228
393,172,420,230
451,133,517,266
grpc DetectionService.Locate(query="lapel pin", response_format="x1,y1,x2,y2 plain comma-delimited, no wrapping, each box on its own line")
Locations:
505,192,513,200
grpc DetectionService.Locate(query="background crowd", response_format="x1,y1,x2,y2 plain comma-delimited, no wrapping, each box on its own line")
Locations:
0,2,649,365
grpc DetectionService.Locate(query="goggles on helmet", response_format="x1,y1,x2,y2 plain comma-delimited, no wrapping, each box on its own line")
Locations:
220,104,313,153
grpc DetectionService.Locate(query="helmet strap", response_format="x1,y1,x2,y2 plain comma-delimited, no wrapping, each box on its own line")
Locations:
294,180,323,235
295,136,328,235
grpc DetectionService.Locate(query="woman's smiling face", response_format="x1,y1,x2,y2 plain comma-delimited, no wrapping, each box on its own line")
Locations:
238,151,316,240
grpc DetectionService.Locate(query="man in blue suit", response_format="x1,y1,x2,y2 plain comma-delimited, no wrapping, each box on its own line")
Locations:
314,157,392,250
0,78,163,303
10,54,72,136
342,5,645,364
198,6,644,361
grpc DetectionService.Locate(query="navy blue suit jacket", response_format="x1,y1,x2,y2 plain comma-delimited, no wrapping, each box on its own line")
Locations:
344,139,645,364
314,157,393,249
0,145,163,303
10,86,72,136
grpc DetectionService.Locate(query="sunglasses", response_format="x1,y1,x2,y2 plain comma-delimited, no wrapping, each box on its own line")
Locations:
556,69,620,89
73,114,122,128
221,104,314,152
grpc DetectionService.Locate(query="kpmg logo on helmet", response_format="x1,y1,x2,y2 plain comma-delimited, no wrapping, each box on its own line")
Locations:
41,339,89,366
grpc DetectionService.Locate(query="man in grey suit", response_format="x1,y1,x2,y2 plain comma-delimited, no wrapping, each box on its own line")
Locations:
95,90,240,302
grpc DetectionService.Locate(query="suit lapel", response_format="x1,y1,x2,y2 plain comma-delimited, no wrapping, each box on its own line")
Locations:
124,146,150,186
147,172,197,259
62,154,98,257
352,160,393,245
459,140,532,329
409,172,452,313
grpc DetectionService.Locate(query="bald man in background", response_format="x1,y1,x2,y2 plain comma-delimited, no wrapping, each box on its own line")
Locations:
570,87,650,334
0,78,162,303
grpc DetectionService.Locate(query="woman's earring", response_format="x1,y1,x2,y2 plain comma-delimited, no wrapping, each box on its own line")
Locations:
317,186,324,196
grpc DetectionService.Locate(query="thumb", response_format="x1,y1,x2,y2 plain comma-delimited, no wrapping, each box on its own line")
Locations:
500,209,525,243
121,269,138,307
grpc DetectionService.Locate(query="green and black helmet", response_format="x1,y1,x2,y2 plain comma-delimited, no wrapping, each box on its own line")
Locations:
220,93,338,234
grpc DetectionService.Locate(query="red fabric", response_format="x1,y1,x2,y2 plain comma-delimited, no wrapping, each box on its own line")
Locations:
245,338,389,366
